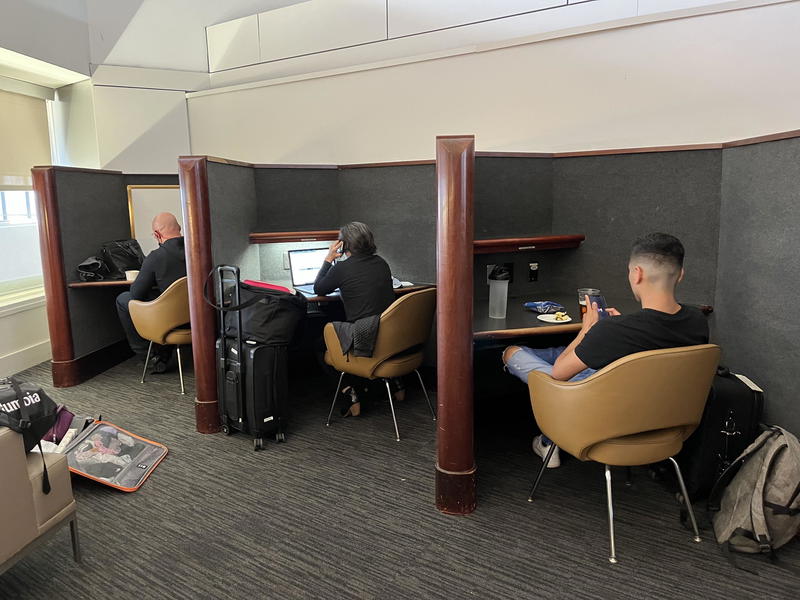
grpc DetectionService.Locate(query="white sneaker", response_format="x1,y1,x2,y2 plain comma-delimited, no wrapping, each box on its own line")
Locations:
532,434,561,468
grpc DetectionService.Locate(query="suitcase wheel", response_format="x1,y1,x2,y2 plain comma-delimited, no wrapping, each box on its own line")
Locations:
221,424,231,435
275,431,286,443
254,438,264,451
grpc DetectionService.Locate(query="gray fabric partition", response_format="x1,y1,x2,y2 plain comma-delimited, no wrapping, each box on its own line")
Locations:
551,151,722,307
254,168,339,232
475,156,553,238
716,138,800,432
207,162,260,279
55,171,131,358
338,165,437,284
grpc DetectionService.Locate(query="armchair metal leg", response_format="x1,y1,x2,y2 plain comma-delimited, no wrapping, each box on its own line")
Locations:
668,457,702,543
325,372,345,426
69,516,82,564
384,379,401,441
414,369,436,420
527,443,556,502
605,465,618,564
176,346,185,395
140,341,153,384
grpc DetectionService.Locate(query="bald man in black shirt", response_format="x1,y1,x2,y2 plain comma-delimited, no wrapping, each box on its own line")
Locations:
503,233,709,468
116,212,187,371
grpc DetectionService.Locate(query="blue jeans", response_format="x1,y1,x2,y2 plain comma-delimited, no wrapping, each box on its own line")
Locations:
505,346,595,445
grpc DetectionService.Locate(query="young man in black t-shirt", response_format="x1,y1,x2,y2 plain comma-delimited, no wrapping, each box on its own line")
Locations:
503,233,709,468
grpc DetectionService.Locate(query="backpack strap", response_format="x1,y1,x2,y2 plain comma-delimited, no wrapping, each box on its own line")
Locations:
708,429,777,512
749,437,787,553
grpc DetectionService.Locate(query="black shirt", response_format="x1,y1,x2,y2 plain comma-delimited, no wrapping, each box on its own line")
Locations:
575,305,709,370
130,237,187,301
314,254,395,322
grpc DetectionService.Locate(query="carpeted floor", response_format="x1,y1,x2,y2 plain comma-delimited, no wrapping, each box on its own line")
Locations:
1,357,798,600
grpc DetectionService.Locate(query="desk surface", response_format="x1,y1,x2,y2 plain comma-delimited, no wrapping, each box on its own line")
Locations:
473,294,643,340
303,284,433,303
68,280,133,288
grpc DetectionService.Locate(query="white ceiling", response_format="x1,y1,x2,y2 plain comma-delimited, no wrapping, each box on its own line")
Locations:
86,0,306,72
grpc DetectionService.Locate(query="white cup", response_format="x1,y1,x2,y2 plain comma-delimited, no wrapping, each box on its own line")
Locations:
125,270,139,281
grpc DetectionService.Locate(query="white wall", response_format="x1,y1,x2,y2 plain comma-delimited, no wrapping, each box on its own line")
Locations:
86,0,303,73
93,86,190,173
0,0,90,75
0,302,51,377
187,2,800,163
51,80,101,169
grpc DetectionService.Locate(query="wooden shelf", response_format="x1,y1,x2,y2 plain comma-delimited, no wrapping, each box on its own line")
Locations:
249,230,339,244
473,234,585,254
68,280,132,288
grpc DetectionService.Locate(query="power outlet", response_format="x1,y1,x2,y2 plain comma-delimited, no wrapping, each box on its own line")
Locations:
529,262,539,282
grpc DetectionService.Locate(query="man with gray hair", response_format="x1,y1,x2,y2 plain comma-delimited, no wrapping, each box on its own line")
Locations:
116,212,187,373
503,233,709,468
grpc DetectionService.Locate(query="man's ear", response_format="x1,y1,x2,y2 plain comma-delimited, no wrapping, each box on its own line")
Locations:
677,267,685,283
632,264,644,285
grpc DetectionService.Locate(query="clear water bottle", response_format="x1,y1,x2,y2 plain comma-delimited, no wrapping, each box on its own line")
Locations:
488,265,511,319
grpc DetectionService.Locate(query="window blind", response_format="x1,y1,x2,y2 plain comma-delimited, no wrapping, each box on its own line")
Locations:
0,88,50,191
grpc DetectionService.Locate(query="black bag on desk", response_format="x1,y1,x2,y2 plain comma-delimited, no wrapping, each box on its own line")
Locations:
101,239,145,280
76,255,111,282
652,367,764,500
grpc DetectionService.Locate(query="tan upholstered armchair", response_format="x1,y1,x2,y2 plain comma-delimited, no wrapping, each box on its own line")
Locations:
526,344,720,563
0,427,81,574
129,276,191,394
324,287,437,441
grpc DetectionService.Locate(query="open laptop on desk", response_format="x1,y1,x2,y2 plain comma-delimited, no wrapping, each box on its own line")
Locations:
287,247,339,297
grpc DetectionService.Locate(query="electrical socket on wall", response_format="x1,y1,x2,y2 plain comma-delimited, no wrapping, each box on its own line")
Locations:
529,262,539,282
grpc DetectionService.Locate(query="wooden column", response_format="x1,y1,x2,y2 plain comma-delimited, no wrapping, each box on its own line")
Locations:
435,136,476,514
32,166,75,385
179,157,220,434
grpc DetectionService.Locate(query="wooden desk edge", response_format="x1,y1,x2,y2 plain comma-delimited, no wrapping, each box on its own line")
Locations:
68,281,133,288
473,322,581,339
304,284,433,302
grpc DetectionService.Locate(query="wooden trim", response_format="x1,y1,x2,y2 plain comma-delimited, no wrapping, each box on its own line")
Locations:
51,340,133,388
68,281,133,288
435,135,476,515
339,159,435,169
182,155,254,167
32,165,123,175
722,129,800,148
252,163,338,169
475,151,552,158
31,167,74,372
473,234,585,254
249,230,339,244
179,157,220,434
553,143,723,158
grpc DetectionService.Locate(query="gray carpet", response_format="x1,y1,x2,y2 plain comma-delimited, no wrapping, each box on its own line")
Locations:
1,357,798,600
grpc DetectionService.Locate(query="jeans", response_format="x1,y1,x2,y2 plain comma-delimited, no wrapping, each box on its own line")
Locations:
505,345,596,445
116,291,150,358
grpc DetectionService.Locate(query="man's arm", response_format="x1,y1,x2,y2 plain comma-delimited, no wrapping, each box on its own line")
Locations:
129,254,156,300
550,295,600,381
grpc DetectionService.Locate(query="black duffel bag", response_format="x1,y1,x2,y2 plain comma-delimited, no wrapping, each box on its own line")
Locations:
76,255,111,281
205,268,307,345
102,239,145,280
0,377,59,493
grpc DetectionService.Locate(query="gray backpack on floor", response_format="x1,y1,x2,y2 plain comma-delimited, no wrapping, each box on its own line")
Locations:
711,426,800,555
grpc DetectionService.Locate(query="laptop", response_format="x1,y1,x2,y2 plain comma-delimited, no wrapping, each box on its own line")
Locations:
287,247,331,296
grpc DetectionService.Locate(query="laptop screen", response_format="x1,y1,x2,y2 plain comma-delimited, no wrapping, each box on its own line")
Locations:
287,247,329,287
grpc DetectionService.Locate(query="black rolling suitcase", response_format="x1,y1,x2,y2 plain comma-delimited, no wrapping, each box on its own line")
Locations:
653,366,764,500
211,266,305,451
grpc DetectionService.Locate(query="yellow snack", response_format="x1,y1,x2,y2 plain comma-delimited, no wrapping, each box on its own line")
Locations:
554,311,568,321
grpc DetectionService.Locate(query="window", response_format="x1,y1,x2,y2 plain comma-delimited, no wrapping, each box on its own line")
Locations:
0,190,36,224
0,194,43,301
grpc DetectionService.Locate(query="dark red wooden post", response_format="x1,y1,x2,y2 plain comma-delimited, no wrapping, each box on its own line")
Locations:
435,136,476,514
179,157,220,434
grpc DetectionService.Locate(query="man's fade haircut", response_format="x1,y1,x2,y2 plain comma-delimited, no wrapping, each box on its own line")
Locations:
339,221,377,255
630,232,684,278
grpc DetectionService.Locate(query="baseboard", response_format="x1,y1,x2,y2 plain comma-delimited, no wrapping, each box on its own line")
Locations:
52,340,134,387
0,340,52,376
